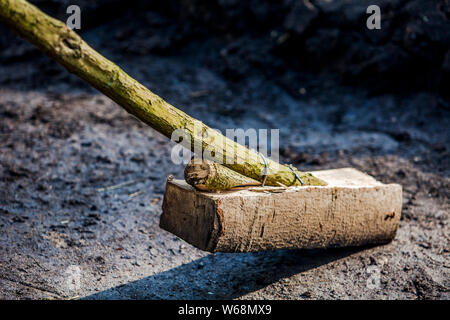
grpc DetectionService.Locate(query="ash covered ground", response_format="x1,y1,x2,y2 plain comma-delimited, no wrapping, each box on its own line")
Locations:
0,0,449,299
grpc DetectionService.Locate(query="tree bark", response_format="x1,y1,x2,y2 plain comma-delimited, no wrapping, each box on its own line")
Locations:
184,159,261,191
0,0,326,187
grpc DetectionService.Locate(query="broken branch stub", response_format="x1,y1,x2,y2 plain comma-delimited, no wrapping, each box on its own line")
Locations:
184,159,261,191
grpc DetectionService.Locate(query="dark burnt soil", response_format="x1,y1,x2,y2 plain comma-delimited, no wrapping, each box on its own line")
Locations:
0,1,449,299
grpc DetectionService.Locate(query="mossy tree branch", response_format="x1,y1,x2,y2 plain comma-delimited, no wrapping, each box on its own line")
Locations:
0,0,326,187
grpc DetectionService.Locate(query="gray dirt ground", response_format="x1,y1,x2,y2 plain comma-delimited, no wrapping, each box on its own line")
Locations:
0,6,449,299
1,87,449,299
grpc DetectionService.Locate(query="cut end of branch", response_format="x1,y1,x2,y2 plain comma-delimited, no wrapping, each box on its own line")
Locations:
184,158,261,192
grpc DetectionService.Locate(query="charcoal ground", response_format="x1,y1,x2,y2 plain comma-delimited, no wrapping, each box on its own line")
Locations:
0,0,449,299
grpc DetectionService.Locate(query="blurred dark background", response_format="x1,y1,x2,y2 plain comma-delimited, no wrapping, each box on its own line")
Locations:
1,0,449,102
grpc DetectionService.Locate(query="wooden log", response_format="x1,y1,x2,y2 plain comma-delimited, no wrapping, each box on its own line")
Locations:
160,168,402,252
184,159,261,192
0,0,326,187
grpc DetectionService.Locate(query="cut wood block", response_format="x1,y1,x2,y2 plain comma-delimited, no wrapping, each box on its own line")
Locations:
160,168,402,252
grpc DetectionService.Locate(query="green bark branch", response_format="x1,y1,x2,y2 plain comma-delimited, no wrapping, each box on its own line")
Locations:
0,0,327,187
185,159,261,191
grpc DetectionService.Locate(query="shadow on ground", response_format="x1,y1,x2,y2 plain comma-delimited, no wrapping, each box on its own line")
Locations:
84,246,367,299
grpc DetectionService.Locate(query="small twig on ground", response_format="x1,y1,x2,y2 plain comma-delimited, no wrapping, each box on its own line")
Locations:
97,179,145,192
28,255,47,271
129,191,142,198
